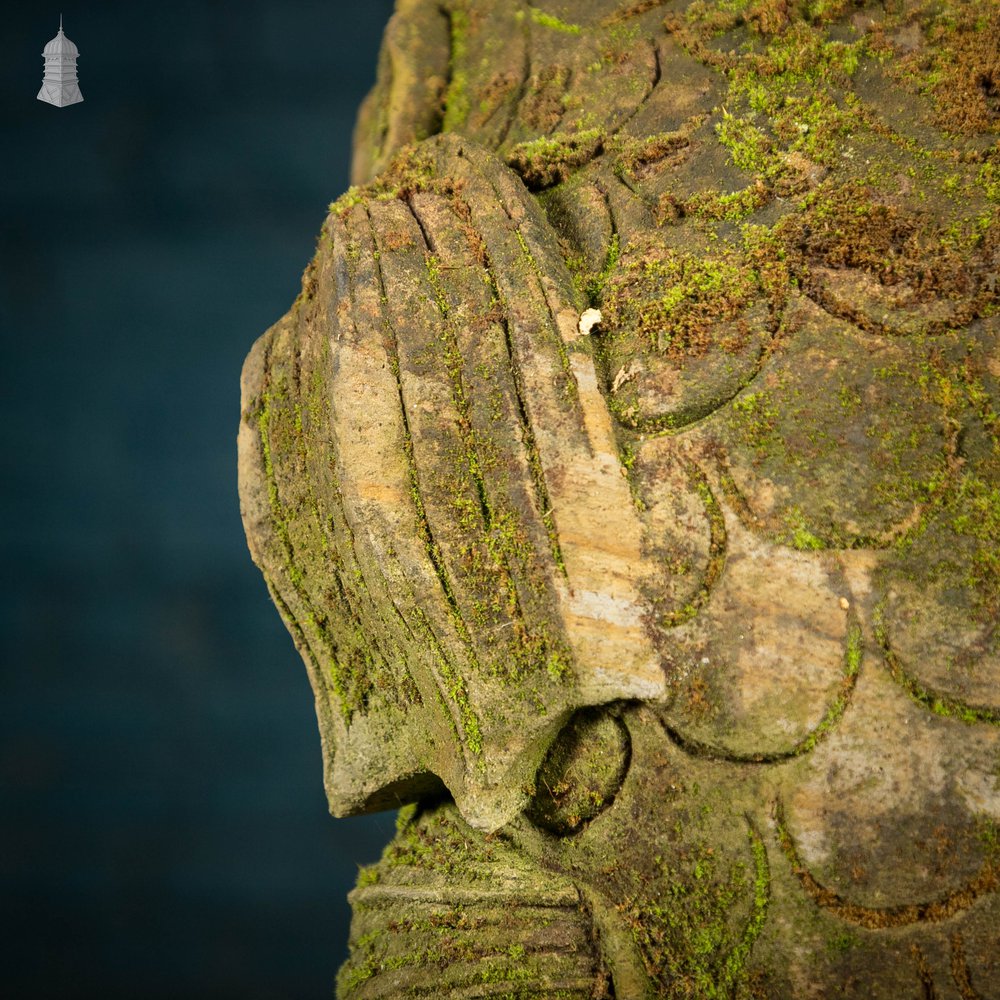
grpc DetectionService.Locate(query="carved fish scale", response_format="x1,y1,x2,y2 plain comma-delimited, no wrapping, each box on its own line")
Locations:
240,0,1000,995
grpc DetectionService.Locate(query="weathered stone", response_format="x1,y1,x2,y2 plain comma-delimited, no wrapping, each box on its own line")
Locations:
239,0,1000,994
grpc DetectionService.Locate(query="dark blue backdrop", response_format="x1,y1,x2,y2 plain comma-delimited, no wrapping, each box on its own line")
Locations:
1,3,398,997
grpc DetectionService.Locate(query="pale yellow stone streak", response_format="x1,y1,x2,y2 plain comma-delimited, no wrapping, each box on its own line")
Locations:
542,306,665,699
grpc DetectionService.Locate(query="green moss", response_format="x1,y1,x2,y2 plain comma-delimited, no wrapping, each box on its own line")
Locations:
443,5,471,131
715,112,772,175
583,232,620,305
355,864,380,888
729,389,779,456
601,243,757,363
329,186,364,216
794,621,862,755
396,801,419,834
784,506,826,551
525,708,630,835
526,7,580,34
627,820,767,998
878,1,1000,135
825,930,859,956
662,466,727,628
979,162,1000,203
382,798,499,876
613,130,692,182
685,180,771,224
507,129,605,189
718,824,770,992
330,145,448,217
545,650,571,681
741,222,794,307
874,604,1000,726
951,473,1000,618
619,440,647,513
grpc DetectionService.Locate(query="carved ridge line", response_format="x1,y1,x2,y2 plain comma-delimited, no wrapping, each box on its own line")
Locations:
805,284,981,340
363,204,486,762
323,221,428,663
852,99,998,165
310,219,471,723
662,12,739,73
351,882,580,908
348,939,596,1000
505,38,662,188
660,461,727,628
254,322,356,715
950,932,984,1000
716,817,771,994
615,357,771,436
461,148,590,549
873,615,1000,727
364,204,472,648
714,462,941,554
773,799,999,929
911,943,939,1000
577,882,657,1000
308,223,426,675
446,179,568,576
543,67,575,138
334,209,479,721
604,36,661,138
289,304,402,686
600,0,670,28
590,179,620,273
495,5,532,150
403,195,534,634
460,141,667,692
389,976,597,999
658,618,863,763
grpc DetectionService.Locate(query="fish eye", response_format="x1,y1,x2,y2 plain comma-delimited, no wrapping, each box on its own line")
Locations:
525,706,631,836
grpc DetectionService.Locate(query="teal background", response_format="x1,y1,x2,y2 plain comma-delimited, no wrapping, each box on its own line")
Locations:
1,3,397,996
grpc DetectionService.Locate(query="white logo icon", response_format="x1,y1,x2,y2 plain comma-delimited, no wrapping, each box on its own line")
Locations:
38,15,83,108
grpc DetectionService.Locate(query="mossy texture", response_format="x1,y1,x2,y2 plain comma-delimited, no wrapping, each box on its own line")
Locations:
239,0,1000,995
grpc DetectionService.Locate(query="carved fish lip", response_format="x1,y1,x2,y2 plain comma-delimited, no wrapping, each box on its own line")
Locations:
239,134,707,829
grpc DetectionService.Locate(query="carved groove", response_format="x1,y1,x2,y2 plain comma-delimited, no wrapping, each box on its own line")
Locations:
774,800,999,929
495,14,532,149
874,617,1000,727
950,932,984,1000
404,198,533,632
658,619,863,763
287,339,406,691
467,200,568,577
715,459,950,554
722,818,771,992
363,204,487,757
805,286,981,341
600,0,670,27
660,462,727,628
911,943,939,1000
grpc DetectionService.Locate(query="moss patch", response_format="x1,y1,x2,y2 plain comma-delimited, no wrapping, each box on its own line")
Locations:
525,707,631,835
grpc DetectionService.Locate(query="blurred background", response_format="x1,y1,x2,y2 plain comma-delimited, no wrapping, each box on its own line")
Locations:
0,3,398,996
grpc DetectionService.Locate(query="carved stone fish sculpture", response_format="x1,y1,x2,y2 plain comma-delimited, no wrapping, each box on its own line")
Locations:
239,0,1000,995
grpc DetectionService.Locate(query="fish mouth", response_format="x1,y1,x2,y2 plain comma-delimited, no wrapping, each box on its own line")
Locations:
238,135,708,834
